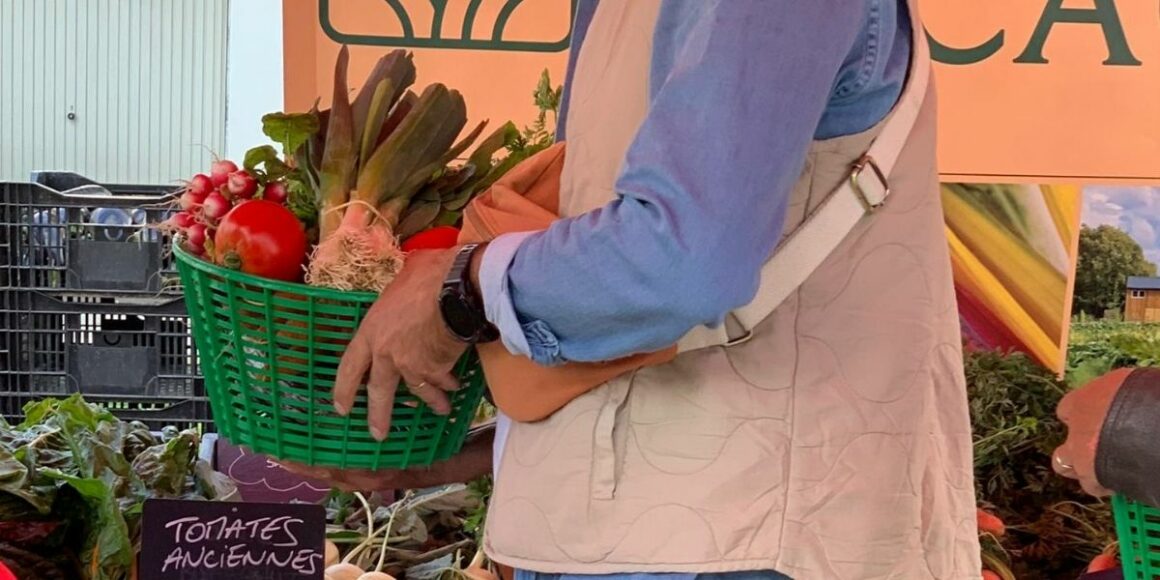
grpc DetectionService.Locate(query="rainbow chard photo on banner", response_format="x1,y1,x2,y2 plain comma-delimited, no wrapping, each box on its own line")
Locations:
943,183,1082,373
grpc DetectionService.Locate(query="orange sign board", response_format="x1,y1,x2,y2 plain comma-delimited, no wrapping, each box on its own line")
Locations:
926,0,1160,184
283,0,1160,184
283,0,570,142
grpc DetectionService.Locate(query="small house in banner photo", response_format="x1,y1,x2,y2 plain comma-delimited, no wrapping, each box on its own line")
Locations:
1124,276,1160,322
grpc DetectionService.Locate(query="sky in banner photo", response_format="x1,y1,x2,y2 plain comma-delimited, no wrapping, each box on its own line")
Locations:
1083,186,1160,266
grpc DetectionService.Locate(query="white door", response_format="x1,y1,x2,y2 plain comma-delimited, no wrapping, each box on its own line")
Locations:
0,0,229,185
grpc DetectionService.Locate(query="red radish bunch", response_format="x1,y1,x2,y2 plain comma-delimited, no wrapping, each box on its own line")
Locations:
227,170,259,199
201,190,232,222
210,159,238,187
262,181,289,203
184,223,209,255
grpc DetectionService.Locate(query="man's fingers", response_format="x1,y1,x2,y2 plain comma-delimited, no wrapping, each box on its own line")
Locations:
334,338,372,416
403,375,452,416
425,370,460,393
367,357,400,441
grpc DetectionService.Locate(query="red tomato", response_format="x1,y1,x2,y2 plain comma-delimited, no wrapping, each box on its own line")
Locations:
214,200,308,282
0,560,14,580
981,570,1001,580
401,226,461,252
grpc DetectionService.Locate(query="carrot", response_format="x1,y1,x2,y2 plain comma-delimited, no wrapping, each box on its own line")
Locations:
1088,552,1117,572
977,507,1006,537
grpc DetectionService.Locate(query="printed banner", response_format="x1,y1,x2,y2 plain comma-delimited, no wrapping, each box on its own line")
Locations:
944,184,1082,373
281,1,1114,371
284,0,1160,184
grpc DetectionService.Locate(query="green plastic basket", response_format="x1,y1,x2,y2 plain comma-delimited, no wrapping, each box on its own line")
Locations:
1113,494,1160,579
173,246,486,470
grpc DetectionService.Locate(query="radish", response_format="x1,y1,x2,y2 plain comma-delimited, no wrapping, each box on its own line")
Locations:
227,170,259,199
324,540,340,567
202,191,232,222
188,173,213,198
184,223,208,255
163,211,196,232
178,191,203,212
324,563,364,580
262,181,289,204
210,159,238,187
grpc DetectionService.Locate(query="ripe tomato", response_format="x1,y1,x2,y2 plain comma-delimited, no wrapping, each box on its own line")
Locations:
401,226,460,252
214,200,308,282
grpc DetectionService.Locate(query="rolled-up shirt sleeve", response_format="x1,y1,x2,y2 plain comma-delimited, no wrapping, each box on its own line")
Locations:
478,0,866,365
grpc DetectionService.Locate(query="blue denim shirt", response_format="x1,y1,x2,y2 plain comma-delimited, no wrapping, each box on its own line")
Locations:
480,0,911,367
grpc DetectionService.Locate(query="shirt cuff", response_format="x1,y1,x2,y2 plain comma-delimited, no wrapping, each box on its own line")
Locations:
478,232,564,366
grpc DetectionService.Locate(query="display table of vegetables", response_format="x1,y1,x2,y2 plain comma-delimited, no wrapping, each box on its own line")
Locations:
0,395,239,579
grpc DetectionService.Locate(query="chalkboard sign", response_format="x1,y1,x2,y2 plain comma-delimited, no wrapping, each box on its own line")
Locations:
140,499,326,580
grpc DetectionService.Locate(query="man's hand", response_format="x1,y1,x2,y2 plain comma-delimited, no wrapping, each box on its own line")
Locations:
334,248,467,440
1053,368,1132,497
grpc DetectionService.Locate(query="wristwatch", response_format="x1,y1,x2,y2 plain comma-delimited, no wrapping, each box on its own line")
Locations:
440,244,499,344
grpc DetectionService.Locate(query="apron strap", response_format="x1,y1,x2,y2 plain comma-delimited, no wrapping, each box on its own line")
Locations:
677,11,933,353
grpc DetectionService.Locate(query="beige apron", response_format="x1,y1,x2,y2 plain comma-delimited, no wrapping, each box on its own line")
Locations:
486,1,981,577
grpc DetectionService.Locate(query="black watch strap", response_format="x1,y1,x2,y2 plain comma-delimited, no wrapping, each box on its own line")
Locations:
442,245,498,344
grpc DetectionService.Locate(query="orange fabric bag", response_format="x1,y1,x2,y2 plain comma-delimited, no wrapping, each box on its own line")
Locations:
458,143,677,422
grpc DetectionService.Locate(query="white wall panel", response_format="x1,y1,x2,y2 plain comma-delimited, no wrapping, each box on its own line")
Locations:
0,0,228,185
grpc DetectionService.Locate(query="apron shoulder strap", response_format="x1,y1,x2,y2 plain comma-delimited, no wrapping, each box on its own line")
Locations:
677,16,934,353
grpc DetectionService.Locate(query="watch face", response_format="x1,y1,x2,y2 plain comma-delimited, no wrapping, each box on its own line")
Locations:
440,289,478,341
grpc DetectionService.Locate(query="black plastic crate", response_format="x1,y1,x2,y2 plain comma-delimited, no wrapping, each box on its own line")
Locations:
1,172,182,295
0,290,212,431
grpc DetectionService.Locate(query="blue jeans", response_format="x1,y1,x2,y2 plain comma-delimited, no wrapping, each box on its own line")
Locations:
516,571,793,580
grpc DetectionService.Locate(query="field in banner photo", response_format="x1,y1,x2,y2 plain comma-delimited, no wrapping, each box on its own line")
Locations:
943,183,1082,374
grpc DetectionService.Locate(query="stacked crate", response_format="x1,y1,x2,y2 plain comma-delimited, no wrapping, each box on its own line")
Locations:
0,172,211,430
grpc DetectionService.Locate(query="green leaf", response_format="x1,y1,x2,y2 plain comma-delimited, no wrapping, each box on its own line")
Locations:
440,120,489,165
45,469,133,580
131,430,197,497
467,122,519,174
261,111,321,157
360,79,395,167
433,209,461,227
395,200,441,239
319,45,358,237
243,145,291,181
0,446,53,513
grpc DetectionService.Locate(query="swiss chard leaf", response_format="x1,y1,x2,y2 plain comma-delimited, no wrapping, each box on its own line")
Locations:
132,430,197,498
45,469,133,580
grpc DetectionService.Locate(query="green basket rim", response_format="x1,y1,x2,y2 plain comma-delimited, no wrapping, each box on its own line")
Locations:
173,243,379,302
